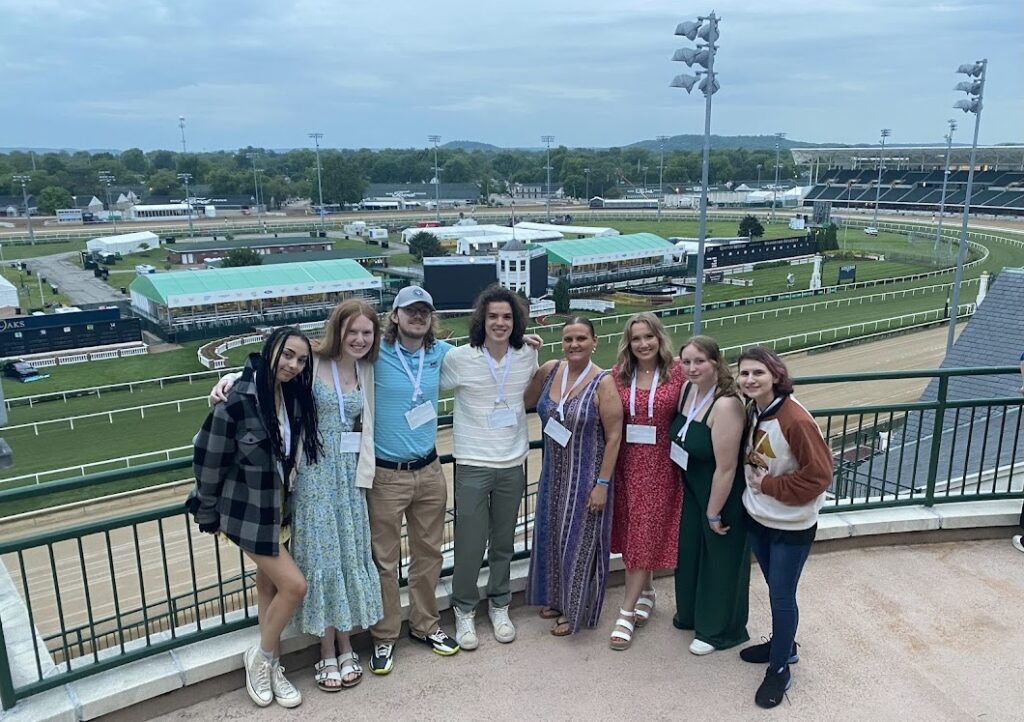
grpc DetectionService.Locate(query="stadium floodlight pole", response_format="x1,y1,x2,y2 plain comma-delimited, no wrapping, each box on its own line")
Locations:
583,168,590,202
13,175,34,245
178,115,187,154
946,59,987,355
770,132,785,223
177,172,195,238
934,119,957,256
756,163,762,189
246,152,262,227
542,135,555,222
308,132,326,234
871,128,892,229
671,11,721,335
429,135,442,223
99,172,117,232
657,136,669,222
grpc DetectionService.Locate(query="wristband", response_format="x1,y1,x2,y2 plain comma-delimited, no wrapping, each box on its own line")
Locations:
595,478,610,487
706,515,722,524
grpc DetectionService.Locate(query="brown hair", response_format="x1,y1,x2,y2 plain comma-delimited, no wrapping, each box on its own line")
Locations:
315,298,382,363
468,284,527,349
680,335,738,397
615,312,675,384
737,346,794,395
384,309,438,349
562,316,596,337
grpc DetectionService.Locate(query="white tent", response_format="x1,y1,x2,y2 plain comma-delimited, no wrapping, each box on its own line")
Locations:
0,275,19,309
514,222,619,237
86,231,161,255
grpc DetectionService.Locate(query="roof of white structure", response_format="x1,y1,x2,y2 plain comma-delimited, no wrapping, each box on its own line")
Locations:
402,224,562,243
791,145,1024,168
513,222,619,237
86,230,159,249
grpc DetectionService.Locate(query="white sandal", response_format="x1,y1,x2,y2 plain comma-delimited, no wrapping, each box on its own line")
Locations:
314,656,343,693
634,588,656,627
337,651,363,688
609,609,636,651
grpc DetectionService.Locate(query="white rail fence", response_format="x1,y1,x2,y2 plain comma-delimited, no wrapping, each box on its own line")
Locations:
5,396,210,436
14,344,149,370
0,446,194,487
6,368,238,411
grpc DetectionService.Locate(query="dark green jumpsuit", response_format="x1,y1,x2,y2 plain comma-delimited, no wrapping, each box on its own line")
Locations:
670,387,751,649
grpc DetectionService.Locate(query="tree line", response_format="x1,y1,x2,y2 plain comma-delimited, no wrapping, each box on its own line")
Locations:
2,145,802,215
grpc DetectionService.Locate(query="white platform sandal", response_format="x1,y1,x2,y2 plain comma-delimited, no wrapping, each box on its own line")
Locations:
314,656,343,692
634,588,656,628
337,651,362,688
609,609,636,651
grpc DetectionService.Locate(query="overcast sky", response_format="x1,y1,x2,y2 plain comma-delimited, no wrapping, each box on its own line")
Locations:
1,0,1021,152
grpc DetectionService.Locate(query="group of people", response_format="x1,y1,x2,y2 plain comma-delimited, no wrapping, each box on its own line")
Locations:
186,283,833,711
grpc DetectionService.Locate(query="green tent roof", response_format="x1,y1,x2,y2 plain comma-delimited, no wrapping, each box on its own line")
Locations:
536,232,676,266
130,259,380,309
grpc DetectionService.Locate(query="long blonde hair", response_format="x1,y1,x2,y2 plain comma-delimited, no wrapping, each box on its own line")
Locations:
680,334,738,397
615,312,675,384
314,298,382,362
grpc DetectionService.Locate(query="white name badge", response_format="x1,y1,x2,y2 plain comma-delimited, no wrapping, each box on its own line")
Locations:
670,442,689,470
626,423,657,445
405,401,437,430
543,417,572,447
489,407,518,429
339,432,362,453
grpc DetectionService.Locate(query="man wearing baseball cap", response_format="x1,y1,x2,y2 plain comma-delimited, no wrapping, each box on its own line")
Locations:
367,285,460,674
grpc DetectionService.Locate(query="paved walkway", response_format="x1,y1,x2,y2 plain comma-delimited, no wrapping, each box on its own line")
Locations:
20,252,123,305
151,539,1023,722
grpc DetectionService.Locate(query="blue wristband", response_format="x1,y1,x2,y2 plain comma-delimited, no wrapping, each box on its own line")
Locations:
595,478,610,487
706,515,722,524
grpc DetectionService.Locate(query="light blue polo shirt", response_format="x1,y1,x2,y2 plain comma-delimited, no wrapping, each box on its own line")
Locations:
374,339,453,461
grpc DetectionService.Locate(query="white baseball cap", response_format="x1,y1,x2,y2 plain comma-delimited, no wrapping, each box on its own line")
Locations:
392,286,435,311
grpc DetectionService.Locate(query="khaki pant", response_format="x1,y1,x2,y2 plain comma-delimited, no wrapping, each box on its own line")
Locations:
366,460,447,642
451,463,526,613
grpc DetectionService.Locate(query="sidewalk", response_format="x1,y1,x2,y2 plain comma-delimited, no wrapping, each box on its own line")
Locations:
150,538,1023,722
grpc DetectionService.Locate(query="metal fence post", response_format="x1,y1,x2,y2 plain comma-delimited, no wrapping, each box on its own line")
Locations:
0,619,16,710
924,374,949,507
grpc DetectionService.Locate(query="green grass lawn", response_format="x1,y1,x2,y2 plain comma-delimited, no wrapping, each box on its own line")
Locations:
2,239,87,260
608,218,810,241
0,266,73,308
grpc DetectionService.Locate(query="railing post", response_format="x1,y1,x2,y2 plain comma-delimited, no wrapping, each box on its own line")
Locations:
924,374,949,508
0,619,16,711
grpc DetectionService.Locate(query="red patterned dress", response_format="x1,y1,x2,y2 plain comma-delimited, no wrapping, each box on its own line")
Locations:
610,362,684,570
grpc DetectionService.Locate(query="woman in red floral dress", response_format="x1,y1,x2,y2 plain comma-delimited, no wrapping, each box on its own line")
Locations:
608,312,683,650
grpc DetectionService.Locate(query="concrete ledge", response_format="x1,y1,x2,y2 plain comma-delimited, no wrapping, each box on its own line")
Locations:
2,501,1021,722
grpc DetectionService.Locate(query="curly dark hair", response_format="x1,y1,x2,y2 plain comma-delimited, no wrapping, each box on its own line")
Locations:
468,284,527,349
257,326,323,469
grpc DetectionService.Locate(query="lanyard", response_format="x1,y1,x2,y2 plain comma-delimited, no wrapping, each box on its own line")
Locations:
629,368,660,420
557,361,593,419
483,346,513,404
330,360,361,423
675,385,716,444
394,343,425,402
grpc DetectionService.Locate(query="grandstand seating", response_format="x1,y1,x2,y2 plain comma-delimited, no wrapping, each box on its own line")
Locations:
803,167,1024,216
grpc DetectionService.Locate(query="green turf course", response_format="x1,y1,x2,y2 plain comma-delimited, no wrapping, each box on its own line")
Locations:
2,239,87,260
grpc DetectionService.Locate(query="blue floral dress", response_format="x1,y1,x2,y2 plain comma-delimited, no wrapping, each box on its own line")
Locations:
291,379,383,635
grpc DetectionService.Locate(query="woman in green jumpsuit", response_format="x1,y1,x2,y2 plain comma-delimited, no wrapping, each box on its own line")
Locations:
670,336,750,654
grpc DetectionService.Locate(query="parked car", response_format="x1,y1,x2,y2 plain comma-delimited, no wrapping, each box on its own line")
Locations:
2,360,50,383
863,227,879,236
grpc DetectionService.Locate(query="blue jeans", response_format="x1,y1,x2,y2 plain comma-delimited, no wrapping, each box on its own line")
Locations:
748,527,812,669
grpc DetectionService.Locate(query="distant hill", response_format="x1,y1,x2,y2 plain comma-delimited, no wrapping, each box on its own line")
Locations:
627,135,839,152
441,140,502,152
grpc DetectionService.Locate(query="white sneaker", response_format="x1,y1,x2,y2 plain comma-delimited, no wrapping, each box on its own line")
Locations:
242,645,273,707
488,602,516,644
1012,535,1024,554
689,638,716,656
270,663,302,708
453,607,479,650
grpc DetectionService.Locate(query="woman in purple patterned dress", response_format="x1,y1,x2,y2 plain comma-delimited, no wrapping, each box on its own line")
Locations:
523,317,623,636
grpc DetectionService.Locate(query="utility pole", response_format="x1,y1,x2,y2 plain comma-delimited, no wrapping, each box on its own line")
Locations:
542,135,555,222
657,135,669,222
13,175,34,245
99,172,117,231
308,132,326,234
177,173,195,237
771,132,785,223
429,135,442,224
178,115,187,153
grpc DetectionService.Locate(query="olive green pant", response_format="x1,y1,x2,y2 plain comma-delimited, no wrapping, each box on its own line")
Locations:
451,463,526,613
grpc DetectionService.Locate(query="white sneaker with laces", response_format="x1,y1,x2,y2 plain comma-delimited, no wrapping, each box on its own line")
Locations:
454,607,479,650
242,645,273,707
488,602,516,644
270,663,302,708
1012,535,1024,554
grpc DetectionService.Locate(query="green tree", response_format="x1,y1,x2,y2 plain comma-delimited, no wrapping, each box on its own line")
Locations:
739,214,765,238
36,186,74,215
148,169,179,195
406,231,447,261
121,148,147,172
553,277,570,314
318,154,366,204
222,248,264,267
